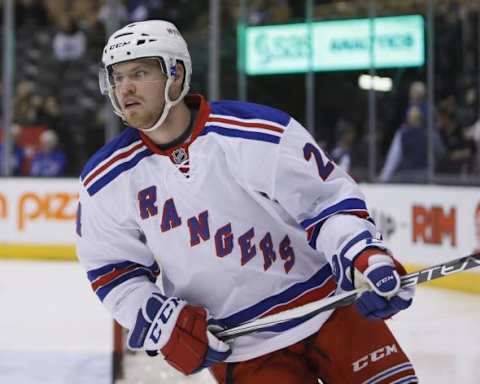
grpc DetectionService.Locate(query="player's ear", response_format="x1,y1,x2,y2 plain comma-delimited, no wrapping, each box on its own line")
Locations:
171,62,185,99
174,62,185,83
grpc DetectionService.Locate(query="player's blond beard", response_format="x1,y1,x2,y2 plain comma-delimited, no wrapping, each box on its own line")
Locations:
125,99,166,132
123,82,186,142
129,101,189,146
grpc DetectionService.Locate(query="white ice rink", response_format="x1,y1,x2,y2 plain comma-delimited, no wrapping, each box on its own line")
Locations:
1,260,479,383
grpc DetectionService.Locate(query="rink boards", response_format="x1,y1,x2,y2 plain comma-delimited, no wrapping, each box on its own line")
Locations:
0,178,478,293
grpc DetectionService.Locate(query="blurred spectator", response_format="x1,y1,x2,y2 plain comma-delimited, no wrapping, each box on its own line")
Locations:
70,0,107,58
123,0,207,31
124,0,195,24
15,0,48,28
72,0,100,23
434,1,462,100
248,0,291,24
330,119,356,173
14,81,44,126
37,95,62,131
436,98,477,174
456,83,477,128
465,119,480,173
98,0,128,26
379,106,445,183
52,14,87,62
43,0,66,25
29,130,66,177
405,81,427,121
0,124,27,176
126,0,158,22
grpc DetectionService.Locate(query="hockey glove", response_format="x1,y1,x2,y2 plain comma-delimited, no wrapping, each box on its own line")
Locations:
127,293,231,375
352,249,414,319
333,247,414,320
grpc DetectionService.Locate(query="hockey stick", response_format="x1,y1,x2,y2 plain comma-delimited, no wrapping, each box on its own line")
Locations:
215,253,480,341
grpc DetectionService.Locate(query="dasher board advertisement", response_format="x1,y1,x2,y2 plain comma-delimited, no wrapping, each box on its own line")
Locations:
0,178,78,260
360,184,479,265
361,184,480,293
0,180,478,293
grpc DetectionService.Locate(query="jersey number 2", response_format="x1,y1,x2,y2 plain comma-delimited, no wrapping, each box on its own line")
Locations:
303,143,334,180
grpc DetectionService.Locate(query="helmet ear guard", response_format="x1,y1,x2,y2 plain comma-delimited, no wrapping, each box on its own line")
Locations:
99,20,192,131
98,67,109,96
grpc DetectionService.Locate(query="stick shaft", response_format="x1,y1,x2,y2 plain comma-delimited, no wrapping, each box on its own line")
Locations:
216,253,480,341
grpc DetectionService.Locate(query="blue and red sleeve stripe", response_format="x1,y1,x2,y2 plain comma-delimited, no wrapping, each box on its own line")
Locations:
302,198,370,250
87,260,160,301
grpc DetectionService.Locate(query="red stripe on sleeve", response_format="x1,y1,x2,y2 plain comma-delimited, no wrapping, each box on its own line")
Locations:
207,117,284,134
91,264,138,292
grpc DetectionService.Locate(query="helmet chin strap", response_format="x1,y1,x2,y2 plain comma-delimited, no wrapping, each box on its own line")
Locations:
141,77,181,133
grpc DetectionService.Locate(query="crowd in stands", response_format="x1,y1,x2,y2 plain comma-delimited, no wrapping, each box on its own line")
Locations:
0,0,479,183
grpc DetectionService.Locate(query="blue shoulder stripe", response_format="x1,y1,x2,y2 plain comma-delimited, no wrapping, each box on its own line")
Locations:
86,148,152,196
81,128,141,181
200,126,280,144
301,198,368,230
210,100,291,126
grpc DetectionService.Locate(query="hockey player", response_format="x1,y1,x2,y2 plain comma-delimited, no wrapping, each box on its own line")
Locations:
76,20,418,383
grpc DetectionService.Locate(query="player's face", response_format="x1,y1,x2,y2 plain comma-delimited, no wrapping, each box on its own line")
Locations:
112,58,166,130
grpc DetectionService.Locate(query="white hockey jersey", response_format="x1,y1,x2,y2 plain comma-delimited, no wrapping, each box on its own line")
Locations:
76,94,378,362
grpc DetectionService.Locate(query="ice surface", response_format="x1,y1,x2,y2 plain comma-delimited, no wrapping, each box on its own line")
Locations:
1,260,479,383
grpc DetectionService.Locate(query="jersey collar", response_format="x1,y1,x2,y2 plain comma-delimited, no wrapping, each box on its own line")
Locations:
139,93,211,156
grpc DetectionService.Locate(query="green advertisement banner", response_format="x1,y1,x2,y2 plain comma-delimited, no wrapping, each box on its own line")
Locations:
243,15,425,75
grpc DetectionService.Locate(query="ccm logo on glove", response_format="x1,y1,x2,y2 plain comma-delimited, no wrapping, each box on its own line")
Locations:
149,297,181,343
376,275,394,289
128,293,231,375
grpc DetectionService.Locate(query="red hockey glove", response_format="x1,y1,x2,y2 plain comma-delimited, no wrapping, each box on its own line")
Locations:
127,293,231,375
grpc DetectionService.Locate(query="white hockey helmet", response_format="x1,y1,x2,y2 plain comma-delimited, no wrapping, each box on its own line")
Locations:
99,20,192,132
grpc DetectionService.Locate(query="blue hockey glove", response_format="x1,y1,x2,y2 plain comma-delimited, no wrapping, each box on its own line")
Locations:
333,247,414,320
352,249,414,319
127,293,231,375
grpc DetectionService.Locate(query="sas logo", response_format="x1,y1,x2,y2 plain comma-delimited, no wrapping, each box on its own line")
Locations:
412,204,456,246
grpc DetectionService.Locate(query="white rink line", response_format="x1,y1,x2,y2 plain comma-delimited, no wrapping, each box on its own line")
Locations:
0,260,479,383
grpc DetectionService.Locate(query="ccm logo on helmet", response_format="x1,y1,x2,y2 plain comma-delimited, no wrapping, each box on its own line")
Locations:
109,41,131,50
